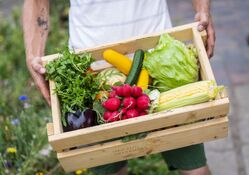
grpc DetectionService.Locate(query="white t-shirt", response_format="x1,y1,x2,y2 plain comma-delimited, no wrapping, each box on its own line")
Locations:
69,0,172,49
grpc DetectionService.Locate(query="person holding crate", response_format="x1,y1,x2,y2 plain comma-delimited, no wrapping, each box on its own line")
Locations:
22,0,215,175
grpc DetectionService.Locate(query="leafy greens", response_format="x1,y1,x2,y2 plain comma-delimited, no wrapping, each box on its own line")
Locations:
144,34,199,91
45,48,100,126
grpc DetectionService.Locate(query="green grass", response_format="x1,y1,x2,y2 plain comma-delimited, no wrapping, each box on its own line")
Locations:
0,2,178,175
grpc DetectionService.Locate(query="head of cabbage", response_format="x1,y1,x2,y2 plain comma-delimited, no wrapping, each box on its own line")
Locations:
144,34,199,92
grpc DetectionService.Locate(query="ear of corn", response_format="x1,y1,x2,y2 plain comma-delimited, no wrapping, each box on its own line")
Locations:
156,80,223,112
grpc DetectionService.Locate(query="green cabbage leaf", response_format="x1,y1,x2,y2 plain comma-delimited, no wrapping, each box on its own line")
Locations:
144,34,199,91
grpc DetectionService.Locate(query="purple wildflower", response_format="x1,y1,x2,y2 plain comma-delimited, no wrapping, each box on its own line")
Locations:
4,161,13,169
11,119,20,125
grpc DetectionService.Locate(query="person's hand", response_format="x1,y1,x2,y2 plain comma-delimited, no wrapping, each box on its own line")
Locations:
27,56,51,106
195,12,216,58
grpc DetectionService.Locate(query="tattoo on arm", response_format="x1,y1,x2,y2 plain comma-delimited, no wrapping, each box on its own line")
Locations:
36,8,49,37
37,16,48,30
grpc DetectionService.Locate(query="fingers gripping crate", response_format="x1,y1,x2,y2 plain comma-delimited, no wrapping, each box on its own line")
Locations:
42,22,230,172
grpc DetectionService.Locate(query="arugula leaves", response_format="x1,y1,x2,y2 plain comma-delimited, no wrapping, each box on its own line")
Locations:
45,47,100,126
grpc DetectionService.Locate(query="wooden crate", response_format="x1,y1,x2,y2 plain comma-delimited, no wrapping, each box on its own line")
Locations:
42,22,230,172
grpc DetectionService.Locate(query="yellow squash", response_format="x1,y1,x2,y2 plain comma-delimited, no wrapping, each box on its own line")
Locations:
103,49,149,89
137,68,149,90
103,49,132,75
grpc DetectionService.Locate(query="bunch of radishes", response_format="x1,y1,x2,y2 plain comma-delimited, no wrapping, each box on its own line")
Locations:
102,84,150,123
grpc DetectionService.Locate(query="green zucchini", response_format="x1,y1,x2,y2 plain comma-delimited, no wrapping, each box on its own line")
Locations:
125,49,144,85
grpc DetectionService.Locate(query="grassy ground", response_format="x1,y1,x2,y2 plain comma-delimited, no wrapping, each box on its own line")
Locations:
0,2,178,175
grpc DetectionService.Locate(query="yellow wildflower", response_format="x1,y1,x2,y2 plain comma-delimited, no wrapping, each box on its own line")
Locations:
35,172,44,175
75,170,82,175
6,147,17,153
75,168,87,175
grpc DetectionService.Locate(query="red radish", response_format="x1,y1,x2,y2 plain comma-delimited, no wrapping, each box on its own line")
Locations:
111,86,123,96
103,111,112,120
136,95,150,110
108,91,117,98
123,97,136,109
102,97,121,111
115,86,123,96
122,84,132,97
126,109,139,118
122,115,129,120
108,111,121,122
139,111,148,116
135,107,143,113
142,94,150,100
132,86,143,97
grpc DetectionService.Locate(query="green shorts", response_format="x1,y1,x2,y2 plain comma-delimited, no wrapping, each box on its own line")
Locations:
90,143,207,175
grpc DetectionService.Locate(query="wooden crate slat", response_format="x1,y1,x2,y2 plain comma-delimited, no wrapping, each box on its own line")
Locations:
192,28,215,81
58,117,228,172
192,28,223,100
49,81,63,134
49,97,229,151
90,60,113,72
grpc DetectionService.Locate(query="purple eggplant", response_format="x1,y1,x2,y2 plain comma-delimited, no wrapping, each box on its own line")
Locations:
64,109,96,132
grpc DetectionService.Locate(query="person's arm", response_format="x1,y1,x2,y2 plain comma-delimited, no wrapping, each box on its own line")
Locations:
192,0,215,58
22,0,51,105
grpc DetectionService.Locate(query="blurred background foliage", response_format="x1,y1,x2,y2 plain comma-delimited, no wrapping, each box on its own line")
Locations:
0,1,177,175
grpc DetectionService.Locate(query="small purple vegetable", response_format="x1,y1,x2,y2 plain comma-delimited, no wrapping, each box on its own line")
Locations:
64,109,96,132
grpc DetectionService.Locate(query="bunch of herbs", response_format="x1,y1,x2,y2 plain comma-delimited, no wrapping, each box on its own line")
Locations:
45,48,100,126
